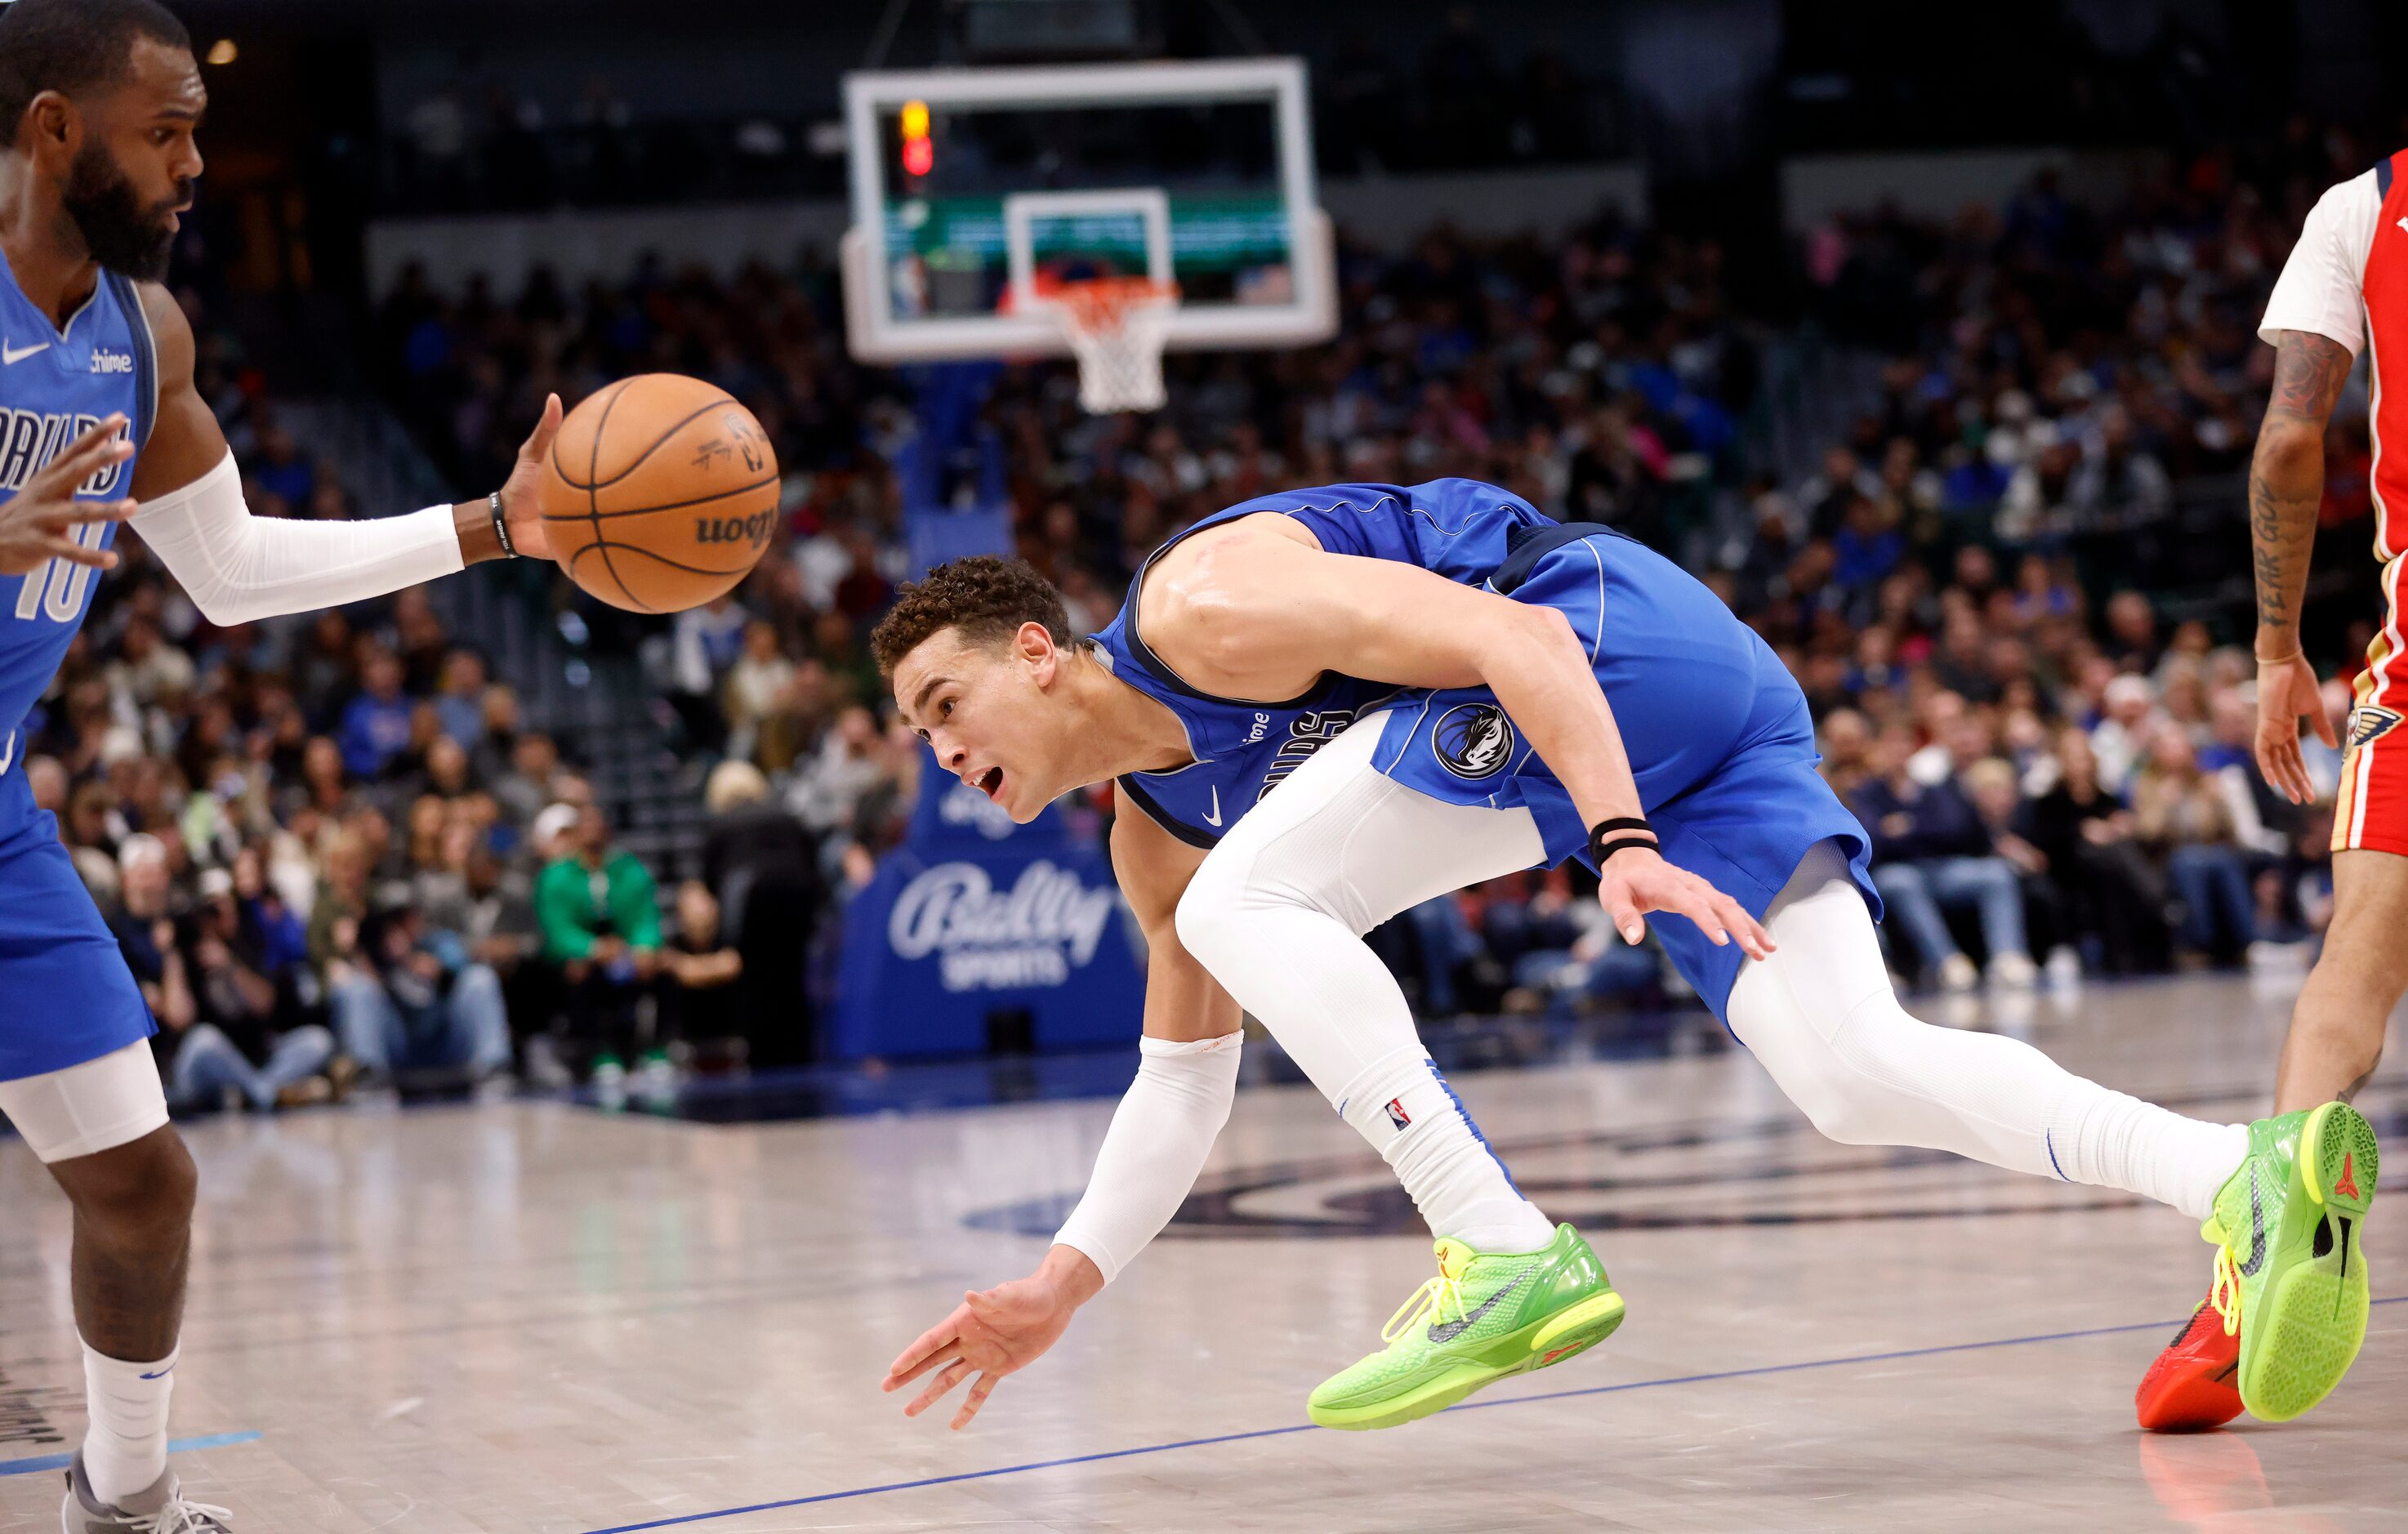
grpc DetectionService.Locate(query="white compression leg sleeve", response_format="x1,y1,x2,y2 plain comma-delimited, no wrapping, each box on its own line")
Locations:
1053,1032,1242,1283
131,452,464,627
1726,840,2248,1220
1174,717,1558,1255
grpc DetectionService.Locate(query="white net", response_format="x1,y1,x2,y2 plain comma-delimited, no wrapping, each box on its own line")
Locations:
1045,279,1179,415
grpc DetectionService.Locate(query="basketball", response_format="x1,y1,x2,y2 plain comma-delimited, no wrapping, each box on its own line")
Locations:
538,373,780,613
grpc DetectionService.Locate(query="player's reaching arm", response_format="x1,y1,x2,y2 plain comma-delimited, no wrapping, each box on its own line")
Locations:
1147,521,1771,957
883,805,1242,1428
2250,329,2352,803
124,284,564,621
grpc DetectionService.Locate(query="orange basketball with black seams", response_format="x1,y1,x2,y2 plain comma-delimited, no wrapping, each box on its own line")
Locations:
539,373,780,613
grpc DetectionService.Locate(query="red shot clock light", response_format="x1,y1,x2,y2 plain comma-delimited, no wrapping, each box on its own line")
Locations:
900,99,933,179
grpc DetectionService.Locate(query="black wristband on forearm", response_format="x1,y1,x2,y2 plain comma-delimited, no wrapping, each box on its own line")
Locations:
1589,815,1657,865
489,491,519,558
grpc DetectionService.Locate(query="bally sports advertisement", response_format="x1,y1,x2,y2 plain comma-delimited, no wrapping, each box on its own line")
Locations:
830,748,1146,1059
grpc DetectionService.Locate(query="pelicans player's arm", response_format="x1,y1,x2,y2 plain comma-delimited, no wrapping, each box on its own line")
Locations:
1144,515,1773,957
124,283,563,620
2250,328,2353,804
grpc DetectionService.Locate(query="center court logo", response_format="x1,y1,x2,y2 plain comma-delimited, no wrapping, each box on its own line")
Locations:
1432,702,1514,778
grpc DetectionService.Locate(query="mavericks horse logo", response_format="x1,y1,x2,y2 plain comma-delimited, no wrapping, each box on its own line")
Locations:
1433,702,1515,779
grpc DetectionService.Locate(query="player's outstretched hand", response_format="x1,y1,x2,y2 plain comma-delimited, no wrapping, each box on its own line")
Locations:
2255,651,2336,805
495,393,565,563
1597,845,1775,961
882,1269,1083,1429
0,414,136,576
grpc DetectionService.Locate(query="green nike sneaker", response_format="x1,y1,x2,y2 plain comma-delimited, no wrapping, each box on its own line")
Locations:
1307,1223,1625,1431
2201,1101,2380,1422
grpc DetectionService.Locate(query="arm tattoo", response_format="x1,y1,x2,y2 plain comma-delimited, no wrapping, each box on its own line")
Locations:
2250,330,2350,635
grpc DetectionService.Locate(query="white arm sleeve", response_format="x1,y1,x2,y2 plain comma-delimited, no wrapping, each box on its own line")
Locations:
130,453,466,627
2261,170,2380,355
1051,1031,1242,1284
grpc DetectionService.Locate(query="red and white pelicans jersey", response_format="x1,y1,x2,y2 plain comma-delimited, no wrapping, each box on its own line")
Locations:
2263,153,2408,852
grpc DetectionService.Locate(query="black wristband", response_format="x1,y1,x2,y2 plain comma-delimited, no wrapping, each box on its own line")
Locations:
1589,816,1657,865
489,491,519,559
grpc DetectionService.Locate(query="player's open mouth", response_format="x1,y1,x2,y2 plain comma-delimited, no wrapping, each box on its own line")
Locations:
979,767,1004,800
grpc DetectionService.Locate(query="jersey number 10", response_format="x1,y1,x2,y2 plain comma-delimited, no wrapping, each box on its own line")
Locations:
11,521,109,623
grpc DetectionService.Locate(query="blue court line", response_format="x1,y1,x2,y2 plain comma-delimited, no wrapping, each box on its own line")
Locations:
0,1430,261,1478
577,1295,2408,1533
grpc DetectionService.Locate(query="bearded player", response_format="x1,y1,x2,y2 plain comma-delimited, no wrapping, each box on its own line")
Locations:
0,4,568,1527
2134,150,2404,1432
872,479,2379,1434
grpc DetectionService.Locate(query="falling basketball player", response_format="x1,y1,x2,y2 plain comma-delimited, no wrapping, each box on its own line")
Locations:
2134,146,2406,1432
0,5,564,1527
873,479,2380,1434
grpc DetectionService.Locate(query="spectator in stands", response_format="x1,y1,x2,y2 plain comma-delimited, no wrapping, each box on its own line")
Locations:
2132,725,2258,965
701,760,824,1063
107,833,194,1042
1848,728,2038,990
785,703,890,838
2022,725,2166,974
1961,756,2064,970
724,618,792,764
339,646,415,781
433,649,490,747
537,804,664,1086
661,881,744,1048
2089,673,2161,796
331,899,513,1086
169,867,341,1111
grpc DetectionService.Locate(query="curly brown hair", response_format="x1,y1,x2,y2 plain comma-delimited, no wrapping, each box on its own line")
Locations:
869,555,1091,679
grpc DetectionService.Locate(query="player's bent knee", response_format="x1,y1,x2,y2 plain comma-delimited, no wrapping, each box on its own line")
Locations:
55,1126,197,1239
1172,866,1246,973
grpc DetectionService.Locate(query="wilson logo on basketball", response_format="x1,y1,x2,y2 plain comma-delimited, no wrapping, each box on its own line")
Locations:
695,510,776,547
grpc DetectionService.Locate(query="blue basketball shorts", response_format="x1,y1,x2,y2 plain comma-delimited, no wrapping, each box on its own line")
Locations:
0,762,157,1083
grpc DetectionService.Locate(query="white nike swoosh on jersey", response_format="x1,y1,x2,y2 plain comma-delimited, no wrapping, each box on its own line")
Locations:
2,341,51,364
1202,786,1223,827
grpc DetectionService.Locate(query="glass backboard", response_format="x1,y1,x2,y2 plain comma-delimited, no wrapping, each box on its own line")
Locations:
841,60,1335,363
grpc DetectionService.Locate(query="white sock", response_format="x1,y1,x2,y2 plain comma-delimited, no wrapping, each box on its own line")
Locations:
1338,1048,1556,1252
81,1340,175,1508
2045,1087,2249,1223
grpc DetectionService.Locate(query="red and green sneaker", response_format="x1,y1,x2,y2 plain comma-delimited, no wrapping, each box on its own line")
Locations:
2199,1101,2380,1422
1306,1223,1625,1431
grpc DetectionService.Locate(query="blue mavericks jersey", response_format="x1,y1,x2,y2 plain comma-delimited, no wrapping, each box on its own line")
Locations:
0,259,163,1083
1095,480,1552,848
0,260,158,787
1092,479,1878,1021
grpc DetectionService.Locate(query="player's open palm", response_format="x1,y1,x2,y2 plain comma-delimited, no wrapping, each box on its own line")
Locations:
2256,652,2336,805
0,415,136,576
1598,845,1775,961
883,1273,1077,1429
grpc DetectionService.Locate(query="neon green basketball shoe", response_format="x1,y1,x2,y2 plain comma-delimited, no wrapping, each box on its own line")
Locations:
2201,1101,2380,1421
1307,1223,1625,1431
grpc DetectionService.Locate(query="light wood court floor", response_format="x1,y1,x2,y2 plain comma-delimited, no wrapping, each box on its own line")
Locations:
4,974,2403,1532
